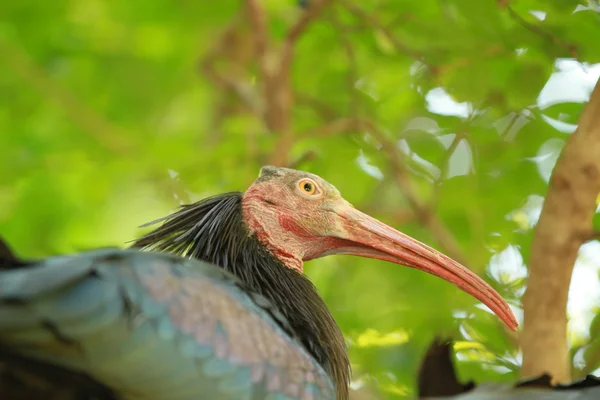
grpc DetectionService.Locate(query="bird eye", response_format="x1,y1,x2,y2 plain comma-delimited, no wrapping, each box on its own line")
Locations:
297,178,319,196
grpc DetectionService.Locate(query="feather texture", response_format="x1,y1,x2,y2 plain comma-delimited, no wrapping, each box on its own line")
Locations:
0,249,335,400
133,193,350,400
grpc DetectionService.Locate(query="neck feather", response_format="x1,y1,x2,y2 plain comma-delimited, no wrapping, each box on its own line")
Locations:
133,192,349,398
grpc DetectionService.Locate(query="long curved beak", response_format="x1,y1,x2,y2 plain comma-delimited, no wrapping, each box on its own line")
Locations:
328,206,518,331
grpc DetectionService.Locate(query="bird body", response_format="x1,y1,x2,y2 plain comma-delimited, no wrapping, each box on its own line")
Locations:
0,166,518,399
0,248,335,400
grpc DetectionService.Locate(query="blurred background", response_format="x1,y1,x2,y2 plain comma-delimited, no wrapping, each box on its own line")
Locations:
1,0,599,398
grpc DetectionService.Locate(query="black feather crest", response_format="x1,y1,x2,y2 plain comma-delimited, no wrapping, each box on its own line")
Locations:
133,192,350,400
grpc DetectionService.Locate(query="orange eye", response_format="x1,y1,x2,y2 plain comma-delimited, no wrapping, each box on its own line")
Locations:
297,178,319,196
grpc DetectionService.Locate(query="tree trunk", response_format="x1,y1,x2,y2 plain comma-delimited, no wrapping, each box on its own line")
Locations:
521,78,600,383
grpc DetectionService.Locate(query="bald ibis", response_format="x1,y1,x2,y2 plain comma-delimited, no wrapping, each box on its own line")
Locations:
0,166,517,400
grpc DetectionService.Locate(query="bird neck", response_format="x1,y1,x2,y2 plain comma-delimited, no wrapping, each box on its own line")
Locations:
133,193,349,398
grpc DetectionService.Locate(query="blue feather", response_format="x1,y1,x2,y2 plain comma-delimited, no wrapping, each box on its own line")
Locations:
202,357,238,377
0,249,336,399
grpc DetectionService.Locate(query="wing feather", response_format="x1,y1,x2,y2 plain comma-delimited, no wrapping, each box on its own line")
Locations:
0,249,335,400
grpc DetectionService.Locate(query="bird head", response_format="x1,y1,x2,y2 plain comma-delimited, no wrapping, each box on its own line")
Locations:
242,166,518,331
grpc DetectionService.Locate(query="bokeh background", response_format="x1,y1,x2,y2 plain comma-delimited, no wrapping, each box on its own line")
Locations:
1,0,600,398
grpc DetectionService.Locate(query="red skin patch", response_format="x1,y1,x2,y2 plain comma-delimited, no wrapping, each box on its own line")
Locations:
278,215,312,238
242,188,305,271
242,180,353,269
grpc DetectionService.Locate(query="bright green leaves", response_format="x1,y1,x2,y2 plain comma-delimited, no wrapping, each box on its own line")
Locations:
2,0,599,398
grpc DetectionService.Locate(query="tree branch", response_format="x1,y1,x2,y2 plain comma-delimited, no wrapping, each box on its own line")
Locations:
263,0,333,166
300,117,362,138
366,123,470,266
327,11,360,116
302,117,470,265
246,0,270,74
588,231,600,241
281,0,333,73
521,78,600,383
340,0,429,64
295,92,339,121
0,35,132,155
506,6,578,59
429,131,465,210
286,150,318,169
246,0,286,137
199,15,264,129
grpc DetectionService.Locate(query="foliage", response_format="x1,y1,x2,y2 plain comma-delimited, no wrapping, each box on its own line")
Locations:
1,0,599,398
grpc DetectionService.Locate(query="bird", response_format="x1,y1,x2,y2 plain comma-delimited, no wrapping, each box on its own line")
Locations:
0,166,518,400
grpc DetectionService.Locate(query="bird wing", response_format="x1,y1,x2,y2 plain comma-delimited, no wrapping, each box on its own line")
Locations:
0,248,335,400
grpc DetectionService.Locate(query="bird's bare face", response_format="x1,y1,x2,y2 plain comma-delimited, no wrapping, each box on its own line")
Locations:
242,166,518,330
242,166,349,270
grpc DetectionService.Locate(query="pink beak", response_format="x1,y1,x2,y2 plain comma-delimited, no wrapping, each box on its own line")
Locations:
328,206,518,331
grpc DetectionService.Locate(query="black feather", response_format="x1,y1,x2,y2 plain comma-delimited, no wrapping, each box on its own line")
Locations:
0,238,119,399
0,346,118,400
133,192,350,400
417,337,474,398
418,338,600,398
0,237,29,270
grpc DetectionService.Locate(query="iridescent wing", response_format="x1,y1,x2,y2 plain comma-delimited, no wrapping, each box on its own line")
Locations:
0,249,335,400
